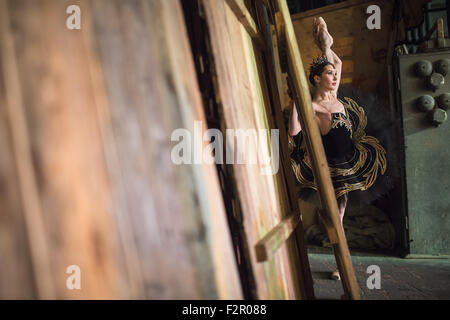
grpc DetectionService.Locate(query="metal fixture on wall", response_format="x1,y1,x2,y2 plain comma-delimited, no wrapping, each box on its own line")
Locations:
414,58,448,126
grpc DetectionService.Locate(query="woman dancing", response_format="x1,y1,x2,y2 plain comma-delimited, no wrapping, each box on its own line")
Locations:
288,17,396,281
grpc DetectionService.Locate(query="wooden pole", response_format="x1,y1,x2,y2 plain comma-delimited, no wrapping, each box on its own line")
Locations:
437,18,445,39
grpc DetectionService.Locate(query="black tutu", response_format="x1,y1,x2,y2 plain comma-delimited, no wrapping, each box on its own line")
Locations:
288,87,402,208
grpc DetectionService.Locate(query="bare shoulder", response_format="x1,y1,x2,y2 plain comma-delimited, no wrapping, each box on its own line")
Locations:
311,101,326,115
311,101,320,113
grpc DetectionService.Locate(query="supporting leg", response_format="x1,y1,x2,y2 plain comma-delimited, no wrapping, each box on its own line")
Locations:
337,193,348,232
332,194,348,281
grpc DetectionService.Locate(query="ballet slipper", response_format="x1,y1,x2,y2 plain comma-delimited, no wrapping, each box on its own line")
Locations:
313,16,333,50
331,269,341,281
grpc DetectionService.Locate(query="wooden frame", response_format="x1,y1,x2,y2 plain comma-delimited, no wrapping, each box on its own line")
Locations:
232,0,361,300
275,0,360,300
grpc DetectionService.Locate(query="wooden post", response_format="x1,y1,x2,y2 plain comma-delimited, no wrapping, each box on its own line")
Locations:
437,18,445,39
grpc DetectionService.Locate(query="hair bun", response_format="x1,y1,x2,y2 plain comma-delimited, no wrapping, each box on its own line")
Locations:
310,55,329,73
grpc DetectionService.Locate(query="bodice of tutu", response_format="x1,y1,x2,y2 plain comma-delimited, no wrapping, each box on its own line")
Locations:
321,112,353,159
289,96,396,206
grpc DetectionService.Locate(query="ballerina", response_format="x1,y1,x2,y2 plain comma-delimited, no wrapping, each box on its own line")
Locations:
288,17,393,282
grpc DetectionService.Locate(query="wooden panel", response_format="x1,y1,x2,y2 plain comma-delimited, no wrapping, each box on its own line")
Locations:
0,32,36,298
0,0,241,299
225,0,262,44
254,3,314,299
203,0,306,299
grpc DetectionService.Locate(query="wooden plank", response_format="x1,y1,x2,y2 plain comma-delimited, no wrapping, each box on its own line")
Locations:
291,0,374,19
203,0,303,299
251,10,312,300
255,213,300,262
0,69,36,299
0,0,55,299
254,1,315,299
275,0,361,300
252,1,315,300
274,12,287,72
0,0,242,299
225,0,264,46
85,0,242,299
437,18,445,39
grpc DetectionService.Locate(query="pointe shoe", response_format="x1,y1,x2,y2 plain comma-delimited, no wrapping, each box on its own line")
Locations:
331,269,341,281
313,17,333,50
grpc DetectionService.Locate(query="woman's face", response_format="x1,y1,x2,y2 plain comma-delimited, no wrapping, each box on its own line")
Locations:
314,64,337,90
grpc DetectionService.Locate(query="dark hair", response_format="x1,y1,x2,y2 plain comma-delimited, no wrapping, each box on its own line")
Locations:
309,61,335,86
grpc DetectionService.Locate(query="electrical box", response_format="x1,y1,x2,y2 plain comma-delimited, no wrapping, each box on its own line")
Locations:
394,50,450,256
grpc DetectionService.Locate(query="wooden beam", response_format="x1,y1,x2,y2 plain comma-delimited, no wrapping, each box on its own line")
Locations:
291,0,374,20
0,0,55,299
275,12,288,72
225,0,264,46
255,213,300,262
437,18,445,39
275,0,361,300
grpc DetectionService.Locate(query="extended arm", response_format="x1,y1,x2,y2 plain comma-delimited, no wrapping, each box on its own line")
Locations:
314,17,342,93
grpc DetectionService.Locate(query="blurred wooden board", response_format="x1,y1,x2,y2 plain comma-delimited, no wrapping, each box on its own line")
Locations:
0,0,241,299
203,0,306,299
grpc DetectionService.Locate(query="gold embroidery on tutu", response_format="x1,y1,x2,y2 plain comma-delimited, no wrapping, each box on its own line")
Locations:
290,97,387,199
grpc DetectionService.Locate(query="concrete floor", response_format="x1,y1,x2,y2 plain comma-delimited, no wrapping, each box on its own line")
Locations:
307,248,450,300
